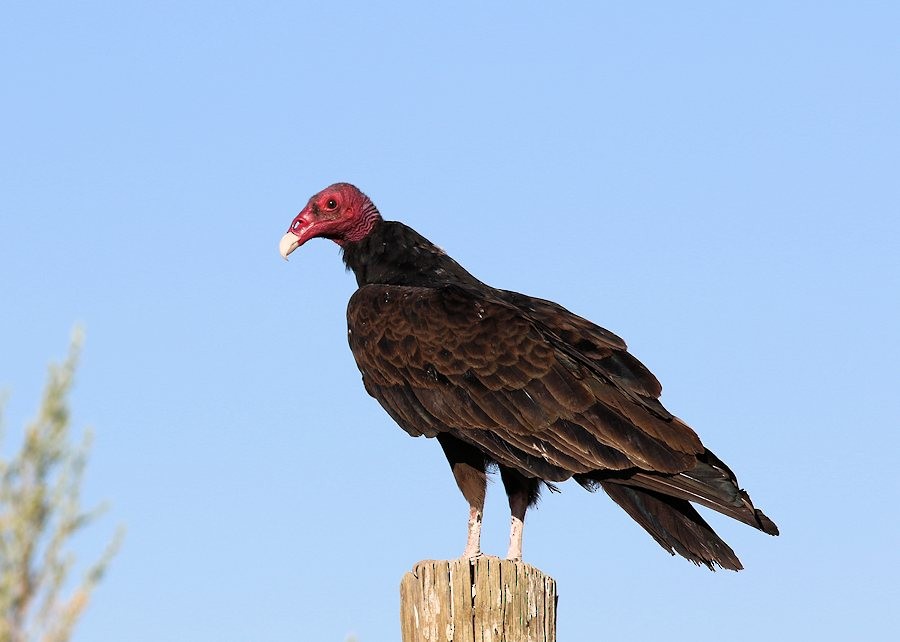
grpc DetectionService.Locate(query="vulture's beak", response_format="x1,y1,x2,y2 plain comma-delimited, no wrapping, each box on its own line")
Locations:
279,232,301,260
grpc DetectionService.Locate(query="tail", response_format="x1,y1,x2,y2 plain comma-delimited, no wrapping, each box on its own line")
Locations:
599,482,744,570
577,449,779,571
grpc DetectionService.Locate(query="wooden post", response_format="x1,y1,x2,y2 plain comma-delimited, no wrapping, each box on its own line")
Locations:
399,558,557,642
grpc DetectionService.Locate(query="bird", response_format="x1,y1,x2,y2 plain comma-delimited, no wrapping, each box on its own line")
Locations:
279,182,778,570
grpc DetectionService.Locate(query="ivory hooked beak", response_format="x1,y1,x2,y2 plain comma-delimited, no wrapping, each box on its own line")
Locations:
279,232,301,260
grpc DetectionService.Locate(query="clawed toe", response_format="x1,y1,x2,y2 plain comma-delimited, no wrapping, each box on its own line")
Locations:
460,551,501,561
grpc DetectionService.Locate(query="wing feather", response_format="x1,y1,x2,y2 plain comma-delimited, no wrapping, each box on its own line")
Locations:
348,284,703,478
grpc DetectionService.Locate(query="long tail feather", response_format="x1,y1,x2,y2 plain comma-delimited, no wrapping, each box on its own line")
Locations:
619,450,779,535
575,448,778,569
599,482,744,571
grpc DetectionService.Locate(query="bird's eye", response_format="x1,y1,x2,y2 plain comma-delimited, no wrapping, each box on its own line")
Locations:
292,220,301,230
326,199,337,210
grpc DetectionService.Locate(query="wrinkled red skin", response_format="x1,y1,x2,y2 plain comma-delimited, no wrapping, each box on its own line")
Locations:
286,183,381,248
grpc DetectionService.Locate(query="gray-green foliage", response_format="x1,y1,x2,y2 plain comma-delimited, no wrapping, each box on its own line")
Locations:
0,331,122,642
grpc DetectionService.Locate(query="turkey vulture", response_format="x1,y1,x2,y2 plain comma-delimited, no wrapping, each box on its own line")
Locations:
279,183,778,570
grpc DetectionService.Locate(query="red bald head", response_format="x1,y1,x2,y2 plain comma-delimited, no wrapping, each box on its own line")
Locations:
279,183,382,259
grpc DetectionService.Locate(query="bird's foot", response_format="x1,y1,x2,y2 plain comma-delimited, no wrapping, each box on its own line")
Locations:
458,550,501,561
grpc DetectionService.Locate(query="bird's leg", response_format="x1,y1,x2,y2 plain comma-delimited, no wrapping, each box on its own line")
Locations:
500,466,541,561
506,497,527,561
463,503,483,559
437,434,488,559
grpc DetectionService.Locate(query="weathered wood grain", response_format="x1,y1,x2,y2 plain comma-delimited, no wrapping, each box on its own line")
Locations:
399,559,557,641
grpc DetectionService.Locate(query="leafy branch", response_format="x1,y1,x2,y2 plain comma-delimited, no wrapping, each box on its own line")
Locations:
0,331,122,642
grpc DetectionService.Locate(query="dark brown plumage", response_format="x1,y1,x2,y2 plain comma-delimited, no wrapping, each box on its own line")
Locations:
280,183,779,570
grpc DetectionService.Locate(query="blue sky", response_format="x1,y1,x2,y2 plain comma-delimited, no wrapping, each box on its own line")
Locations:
2,1,898,640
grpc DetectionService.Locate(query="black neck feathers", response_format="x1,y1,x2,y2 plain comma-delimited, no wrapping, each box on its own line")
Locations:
341,220,483,289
